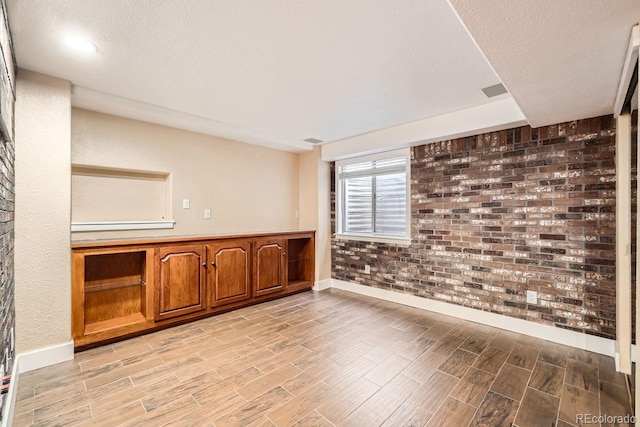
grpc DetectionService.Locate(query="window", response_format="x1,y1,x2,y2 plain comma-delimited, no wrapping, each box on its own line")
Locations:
336,148,411,244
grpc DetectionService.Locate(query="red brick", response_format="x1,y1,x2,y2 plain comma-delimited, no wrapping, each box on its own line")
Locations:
332,114,618,340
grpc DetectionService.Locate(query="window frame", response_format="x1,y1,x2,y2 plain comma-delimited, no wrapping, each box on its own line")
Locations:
335,148,411,245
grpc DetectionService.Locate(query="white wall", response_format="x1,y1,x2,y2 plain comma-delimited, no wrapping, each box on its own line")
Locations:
321,97,527,161
14,70,71,353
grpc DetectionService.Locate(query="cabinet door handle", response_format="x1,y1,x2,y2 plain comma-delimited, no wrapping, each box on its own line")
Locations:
211,262,216,267
282,252,287,256
202,262,207,267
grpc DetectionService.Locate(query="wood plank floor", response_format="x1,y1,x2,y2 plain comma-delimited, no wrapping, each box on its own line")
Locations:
12,289,633,426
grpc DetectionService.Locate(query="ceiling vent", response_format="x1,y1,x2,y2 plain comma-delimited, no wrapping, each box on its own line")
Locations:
304,138,324,144
481,83,508,98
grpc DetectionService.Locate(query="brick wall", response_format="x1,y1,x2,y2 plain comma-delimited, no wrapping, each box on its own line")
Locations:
332,115,617,339
0,134,14,387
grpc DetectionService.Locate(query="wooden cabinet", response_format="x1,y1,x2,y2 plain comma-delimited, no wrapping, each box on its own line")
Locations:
71,247,153,347
253,238,285,297
155,244,207,321
286,237,315,292
208,240,251,307
72,230,314,349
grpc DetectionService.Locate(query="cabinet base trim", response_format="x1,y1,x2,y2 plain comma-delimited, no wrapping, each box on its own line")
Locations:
84,313,147,335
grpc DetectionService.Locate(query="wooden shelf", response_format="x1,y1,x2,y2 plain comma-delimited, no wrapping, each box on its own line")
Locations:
85,279,146,294
84,312,146,335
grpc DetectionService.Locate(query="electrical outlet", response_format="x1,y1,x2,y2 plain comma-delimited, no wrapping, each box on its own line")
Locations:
182,199,190,209
295,211,300,219
364,265,371,274
526,290,537,304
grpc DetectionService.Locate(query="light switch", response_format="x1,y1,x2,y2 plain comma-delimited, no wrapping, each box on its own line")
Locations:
183,199,190,209
204,209,211,219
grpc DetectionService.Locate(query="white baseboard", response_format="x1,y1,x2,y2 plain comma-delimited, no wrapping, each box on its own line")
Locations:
330,279,616,357
312,279,332,291
1,355,20,427
1,340,74,426
17,340,74,374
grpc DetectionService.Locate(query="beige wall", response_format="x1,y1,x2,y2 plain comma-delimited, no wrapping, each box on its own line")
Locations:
14,87,315,355
15,70,71,353
71,108,300,241
298,147,331,281
317,156,331,280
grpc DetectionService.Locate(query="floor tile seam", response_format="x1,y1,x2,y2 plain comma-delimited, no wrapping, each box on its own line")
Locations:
75,346,116,365
366,381,423,427
472,362,505,377
562,365,600,395
90,397,148,421
13,380,88,414
423,391,474,426
32,361,122,392
32,402,92,426
33,375,130,421
596,357,603,418
484,387,524,404
259,386,323,427
463,350,513,425
504,343,537,425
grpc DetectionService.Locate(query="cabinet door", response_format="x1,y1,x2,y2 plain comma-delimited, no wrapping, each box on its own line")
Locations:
208,240,251,307
155,244,207,320
253,239,285,297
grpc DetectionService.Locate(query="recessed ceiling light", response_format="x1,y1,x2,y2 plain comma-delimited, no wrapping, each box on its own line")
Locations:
64,36,98,53
304,138,323,144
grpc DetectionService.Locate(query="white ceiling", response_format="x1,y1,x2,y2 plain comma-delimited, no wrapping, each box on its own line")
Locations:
6,1,639,153
450,0,640,128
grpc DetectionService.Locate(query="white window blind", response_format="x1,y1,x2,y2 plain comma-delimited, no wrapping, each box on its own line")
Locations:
337,149,410,242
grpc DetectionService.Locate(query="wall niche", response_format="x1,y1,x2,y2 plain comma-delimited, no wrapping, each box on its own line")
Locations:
71,164,174,232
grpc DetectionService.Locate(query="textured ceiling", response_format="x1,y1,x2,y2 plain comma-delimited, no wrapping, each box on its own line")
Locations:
449,0,640,127
6,1,638,152
6,0,507,151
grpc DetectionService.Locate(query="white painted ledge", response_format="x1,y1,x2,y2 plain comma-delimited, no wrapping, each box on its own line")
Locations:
71,220,175,232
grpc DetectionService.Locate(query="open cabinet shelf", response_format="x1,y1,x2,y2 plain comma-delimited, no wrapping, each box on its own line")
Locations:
82,251,148,334
287,237,314,291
